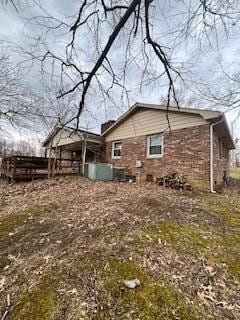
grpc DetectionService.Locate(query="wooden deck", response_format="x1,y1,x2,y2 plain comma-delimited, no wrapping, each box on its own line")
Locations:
1,156,82,182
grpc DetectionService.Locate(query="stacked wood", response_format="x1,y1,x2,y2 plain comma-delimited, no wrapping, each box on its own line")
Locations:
156,172,192,191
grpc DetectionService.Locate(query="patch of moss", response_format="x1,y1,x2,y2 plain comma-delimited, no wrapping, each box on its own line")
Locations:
11,288,61,320
203,195,240,228
140,220,240,281
94,258,205,320
0,203,58,242
140,220,215,255
215,234,240,280
0,203,59,271
0,210,30,242
11,268,63,320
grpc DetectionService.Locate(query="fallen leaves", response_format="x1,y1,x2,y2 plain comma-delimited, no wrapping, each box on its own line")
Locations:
0,176,239,319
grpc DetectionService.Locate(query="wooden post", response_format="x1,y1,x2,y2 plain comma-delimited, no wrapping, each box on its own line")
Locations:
48,142,53,179
82,138,87,176
52,147,58,178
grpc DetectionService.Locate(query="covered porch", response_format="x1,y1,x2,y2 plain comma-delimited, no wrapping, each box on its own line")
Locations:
43,126,102,176
1,128,102,182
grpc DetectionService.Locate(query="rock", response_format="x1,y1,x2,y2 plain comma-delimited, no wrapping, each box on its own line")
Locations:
123,278,140,289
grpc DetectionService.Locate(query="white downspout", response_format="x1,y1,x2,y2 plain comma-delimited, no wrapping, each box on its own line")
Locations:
210,118,224,193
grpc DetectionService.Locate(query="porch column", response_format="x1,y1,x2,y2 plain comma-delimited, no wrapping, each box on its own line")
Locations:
82,138,87,175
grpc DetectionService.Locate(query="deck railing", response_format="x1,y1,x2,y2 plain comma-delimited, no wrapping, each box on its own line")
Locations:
1,155,82,181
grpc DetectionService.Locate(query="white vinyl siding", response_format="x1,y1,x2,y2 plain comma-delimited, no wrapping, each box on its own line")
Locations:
105,109,206,141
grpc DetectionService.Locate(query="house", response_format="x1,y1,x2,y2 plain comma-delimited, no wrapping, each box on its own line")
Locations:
101,103,234,188
43,103,235,189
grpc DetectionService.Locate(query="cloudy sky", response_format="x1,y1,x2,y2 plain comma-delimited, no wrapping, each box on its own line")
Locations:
0,0,239,145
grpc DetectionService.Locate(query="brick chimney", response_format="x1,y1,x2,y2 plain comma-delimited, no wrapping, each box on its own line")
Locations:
101,120,115,134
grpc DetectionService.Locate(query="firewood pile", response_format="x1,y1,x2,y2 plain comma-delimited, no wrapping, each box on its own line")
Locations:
156,172,192,191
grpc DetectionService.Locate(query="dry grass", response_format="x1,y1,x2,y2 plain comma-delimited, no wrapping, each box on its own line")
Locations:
0,176,239,319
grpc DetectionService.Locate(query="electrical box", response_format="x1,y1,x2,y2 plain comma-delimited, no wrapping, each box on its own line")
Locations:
136,160,142,168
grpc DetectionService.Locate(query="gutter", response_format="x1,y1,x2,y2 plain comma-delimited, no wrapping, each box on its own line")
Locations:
210,117,224,193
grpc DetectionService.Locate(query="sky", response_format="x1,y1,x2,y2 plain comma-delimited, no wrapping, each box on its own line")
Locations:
0,0,239,147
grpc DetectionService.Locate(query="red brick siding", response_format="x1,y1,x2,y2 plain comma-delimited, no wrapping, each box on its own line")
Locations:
213,131,230,184
102,124,211,182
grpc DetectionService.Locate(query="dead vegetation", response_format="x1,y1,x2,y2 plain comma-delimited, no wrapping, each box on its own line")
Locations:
0,177,239,319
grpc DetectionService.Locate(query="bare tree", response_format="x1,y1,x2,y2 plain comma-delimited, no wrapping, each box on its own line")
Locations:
0,53,42,134
0,138,36,158
3,1,240,128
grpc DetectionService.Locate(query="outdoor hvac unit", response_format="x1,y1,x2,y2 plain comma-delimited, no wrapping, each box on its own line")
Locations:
113,167,125,181
84,163,113,181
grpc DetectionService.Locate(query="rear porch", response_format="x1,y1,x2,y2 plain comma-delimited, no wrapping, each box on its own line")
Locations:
1,134,102,182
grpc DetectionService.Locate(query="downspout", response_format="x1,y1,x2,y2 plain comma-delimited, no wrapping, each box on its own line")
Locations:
210,117,224,193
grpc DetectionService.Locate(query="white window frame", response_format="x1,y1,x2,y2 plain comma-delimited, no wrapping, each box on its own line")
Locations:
112,141,122,159
146,133,164,159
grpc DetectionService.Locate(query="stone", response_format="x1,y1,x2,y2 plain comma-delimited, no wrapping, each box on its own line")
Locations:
123,278,140,289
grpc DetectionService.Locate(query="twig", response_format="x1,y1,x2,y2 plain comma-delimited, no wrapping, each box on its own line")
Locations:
0,310,9,320
7,294,10,307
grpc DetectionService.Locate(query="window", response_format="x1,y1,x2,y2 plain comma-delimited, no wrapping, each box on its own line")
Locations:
147,134,163,158
112,141,122,158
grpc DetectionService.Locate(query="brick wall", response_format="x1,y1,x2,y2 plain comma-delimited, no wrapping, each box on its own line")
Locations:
102,124,212,183
213,131,230,184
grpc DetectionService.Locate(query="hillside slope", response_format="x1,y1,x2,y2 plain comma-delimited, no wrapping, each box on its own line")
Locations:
0,177,239,319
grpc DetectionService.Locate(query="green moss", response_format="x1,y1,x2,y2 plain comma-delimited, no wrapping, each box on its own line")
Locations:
0,203,58,242
227,261,240,279
94,258,204,320
11,268,62,320
215,234,240,280
210,206,240,228
141,220,240,281
140,221,214,255
0,210,30,241
203,195,240,228
11,288,61,320
0,203,59,271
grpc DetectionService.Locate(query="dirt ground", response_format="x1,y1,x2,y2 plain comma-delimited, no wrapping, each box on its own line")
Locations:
0,176,239,320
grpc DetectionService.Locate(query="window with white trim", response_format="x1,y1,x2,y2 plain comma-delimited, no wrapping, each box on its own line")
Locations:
147,133,163,158
112,141,122,158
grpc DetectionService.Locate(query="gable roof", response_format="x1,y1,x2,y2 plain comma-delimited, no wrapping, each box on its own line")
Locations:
42,126,100,147
101,102,234,149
